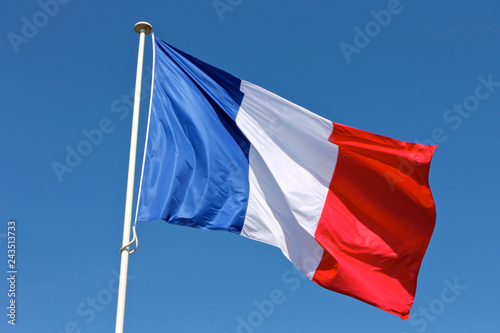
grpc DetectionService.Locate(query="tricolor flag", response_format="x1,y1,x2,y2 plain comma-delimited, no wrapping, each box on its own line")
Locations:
136,36,437,319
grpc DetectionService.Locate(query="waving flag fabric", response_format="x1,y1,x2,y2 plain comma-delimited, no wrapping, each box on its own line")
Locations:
136,36,437,319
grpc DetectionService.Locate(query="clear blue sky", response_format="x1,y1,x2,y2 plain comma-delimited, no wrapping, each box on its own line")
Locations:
1,1,499,332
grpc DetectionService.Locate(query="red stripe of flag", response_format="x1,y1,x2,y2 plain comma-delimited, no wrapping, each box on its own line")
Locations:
313,123,437,319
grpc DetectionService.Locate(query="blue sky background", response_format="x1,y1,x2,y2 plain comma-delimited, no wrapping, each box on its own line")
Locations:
1,1,499,332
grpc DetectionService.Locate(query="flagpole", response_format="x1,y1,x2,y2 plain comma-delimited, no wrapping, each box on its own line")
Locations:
115,21,152,333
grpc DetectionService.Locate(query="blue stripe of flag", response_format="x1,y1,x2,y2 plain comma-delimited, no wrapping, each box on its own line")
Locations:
136,37,250,234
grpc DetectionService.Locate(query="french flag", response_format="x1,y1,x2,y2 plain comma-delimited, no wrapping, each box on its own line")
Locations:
136,36,437,319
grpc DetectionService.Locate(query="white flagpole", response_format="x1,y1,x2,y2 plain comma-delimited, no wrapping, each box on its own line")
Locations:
115,21,152,333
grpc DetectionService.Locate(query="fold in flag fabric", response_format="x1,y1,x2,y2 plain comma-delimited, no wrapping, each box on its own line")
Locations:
136,36,437,319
